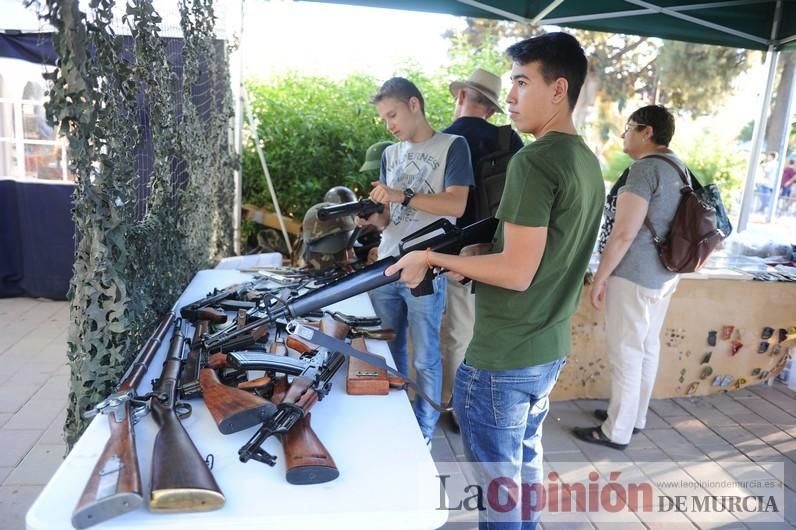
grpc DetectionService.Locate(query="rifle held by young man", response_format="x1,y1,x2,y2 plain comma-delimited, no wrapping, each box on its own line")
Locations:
204,217,498,351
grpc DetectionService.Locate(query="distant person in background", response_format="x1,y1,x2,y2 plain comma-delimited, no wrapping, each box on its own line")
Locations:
755,151,778,214
779,157,796,215
780,158,795,198
574,105,684,451
440,68,523,414
357,142,393,264
360,141,393,175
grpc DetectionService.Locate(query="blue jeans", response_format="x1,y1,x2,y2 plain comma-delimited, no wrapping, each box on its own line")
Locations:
368,276,446,438
452,357,566,530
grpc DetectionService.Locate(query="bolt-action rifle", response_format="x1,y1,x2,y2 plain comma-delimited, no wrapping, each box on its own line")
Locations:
148,318,225,512
71,312,175,529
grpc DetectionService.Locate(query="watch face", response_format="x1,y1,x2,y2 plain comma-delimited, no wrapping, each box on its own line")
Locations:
403,188,415,206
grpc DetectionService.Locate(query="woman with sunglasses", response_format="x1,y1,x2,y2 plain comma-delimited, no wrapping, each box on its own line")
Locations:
573,105,684,450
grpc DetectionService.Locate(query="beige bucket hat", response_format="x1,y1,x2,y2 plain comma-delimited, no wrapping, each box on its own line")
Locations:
449,68,504,113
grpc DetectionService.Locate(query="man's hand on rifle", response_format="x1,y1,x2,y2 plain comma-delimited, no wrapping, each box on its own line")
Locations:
385,250,429,289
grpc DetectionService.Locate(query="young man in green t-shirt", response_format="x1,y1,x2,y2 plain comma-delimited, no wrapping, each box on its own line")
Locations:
386,32,604,528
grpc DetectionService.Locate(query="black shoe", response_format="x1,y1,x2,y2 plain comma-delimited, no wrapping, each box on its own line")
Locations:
593,409,640,434
572,426,628,450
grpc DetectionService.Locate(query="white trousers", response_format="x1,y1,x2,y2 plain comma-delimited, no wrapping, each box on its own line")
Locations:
441,278,475,402
602,275,678,444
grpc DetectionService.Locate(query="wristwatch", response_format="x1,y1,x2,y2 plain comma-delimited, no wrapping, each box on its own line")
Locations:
402,188,415,207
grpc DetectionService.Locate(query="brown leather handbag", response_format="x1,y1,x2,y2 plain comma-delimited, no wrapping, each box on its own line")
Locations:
642,155,724,273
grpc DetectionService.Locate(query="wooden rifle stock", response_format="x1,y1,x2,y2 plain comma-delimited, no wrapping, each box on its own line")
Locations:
277,315,347,484
149,320,224,512
199,368,276,434
271,377,338,485
72,312,175,529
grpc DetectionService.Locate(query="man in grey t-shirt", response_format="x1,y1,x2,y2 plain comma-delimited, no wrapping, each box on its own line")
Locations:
359,77,473,444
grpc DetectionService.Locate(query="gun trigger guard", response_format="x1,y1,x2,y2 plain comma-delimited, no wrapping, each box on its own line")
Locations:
83,390,136,420
175,401,192,420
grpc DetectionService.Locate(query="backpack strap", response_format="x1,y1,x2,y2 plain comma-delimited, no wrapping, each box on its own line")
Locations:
639,154,690,245
496,125,512,152
643,153,690,187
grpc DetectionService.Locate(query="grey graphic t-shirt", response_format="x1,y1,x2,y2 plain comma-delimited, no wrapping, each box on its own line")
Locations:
377,133,473,258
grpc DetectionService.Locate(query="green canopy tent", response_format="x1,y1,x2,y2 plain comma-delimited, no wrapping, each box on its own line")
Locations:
307,0,796,231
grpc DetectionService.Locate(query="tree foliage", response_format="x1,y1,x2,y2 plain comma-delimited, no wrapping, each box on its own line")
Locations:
655,41,749,115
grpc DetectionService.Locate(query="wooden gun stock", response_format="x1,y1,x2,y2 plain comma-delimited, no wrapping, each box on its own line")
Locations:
72,404,142,529
149,321,224,512
196,307,227,324
149,403,225,511
199,368,277,434
346,336,390,395
72,311,175,529
282,412,338,485
271,378,338,485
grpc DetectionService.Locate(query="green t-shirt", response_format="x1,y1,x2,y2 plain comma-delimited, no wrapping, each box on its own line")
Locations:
465,132,604,370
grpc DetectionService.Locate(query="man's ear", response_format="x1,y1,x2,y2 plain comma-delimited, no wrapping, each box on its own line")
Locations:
552,77,569,105
409,96,421,113
456,90,466,105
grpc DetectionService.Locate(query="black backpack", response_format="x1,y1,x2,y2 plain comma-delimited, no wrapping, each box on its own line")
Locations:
472,125,514,221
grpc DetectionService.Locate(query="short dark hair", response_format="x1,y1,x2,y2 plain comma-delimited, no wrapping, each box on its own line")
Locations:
628,105,676,147
371,77,425,114
505,32,587,110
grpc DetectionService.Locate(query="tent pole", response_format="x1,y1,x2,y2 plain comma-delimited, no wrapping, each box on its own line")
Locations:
232,0,245,255
765,58,795,223
737,47,779,231
737,0,783,231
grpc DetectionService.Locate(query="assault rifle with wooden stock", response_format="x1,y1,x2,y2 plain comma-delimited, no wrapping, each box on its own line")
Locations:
180,319,276,434
200,315,349,484
202,216,498,352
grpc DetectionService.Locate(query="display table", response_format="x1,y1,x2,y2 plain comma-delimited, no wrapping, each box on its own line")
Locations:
27,269,447,530
553,269,796,400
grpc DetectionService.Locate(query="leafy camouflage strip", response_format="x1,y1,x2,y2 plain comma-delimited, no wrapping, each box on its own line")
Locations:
38,0,235,447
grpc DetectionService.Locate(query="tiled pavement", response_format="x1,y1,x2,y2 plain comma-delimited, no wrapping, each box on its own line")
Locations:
1,297,794,529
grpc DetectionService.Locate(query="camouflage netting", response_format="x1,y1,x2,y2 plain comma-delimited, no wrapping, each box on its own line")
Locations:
36,0,235,447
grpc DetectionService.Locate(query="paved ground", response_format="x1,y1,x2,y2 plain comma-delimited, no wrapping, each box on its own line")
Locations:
1,297,794,529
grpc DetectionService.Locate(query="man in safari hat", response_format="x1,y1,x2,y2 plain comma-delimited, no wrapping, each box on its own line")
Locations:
440,69,524,415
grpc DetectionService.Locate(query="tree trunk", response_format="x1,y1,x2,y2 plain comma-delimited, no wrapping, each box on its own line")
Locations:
765,51,796,151
573,66,600,131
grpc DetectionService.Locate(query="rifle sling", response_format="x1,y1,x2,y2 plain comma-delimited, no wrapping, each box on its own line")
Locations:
286,321,451,413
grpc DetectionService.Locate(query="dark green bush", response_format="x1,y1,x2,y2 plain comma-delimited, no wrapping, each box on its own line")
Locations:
242,73,393,221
